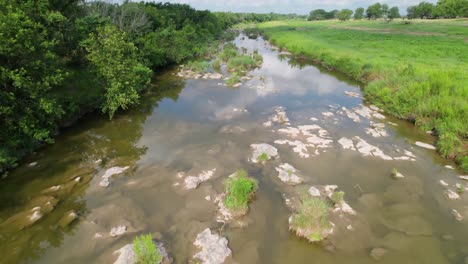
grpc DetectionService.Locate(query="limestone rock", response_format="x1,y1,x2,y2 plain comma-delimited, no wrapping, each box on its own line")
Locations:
193,228,231,264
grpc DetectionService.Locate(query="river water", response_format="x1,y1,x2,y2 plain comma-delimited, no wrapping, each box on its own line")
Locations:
0,34,467,264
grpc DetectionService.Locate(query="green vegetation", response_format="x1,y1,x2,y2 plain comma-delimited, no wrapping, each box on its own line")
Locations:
226,73,241,87
391,168,399,178
0,1,232,174
224,169,258,216
258,153,270,162
258,19,468,172
133,233,163,264
337,9,353,21
457,184,465,195
289,196,331,242
185,61,211,73
330,191,345,205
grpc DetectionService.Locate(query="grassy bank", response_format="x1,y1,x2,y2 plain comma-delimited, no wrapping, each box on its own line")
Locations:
257,19,468,172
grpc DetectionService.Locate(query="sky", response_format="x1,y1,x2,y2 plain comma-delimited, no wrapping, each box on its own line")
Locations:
146,0,438,14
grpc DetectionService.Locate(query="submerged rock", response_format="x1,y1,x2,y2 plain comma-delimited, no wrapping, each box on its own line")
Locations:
270,107,290,125
459,176,468,181
275,163,303,185
184,169,216,190
193,228,231,264
100,166,130,188
446,189,460,200
58,210,78,228
370,247,388,261
451,209,463,222
250,143,278,163
110,225,127,237
274,139,310,158
415,141,436,150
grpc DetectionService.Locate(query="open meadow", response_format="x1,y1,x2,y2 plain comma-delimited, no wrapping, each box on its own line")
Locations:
258,19,468,170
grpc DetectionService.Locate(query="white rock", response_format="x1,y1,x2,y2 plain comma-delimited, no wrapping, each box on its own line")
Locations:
94,233,103,239
193,228,231,264
393,172,405,178
445,165,454,170
29,207,42,222
310,117,319,121
415,141,436,150
250,143,279,163
451,209,463,222
446,190,460,200
306,135,333,148
439,180,449,187
308,186,321,197
278,127,301,138
113,244,136,264
110,225,127,237
275,163,303,185
28,162,38,167
100,166,130,188
205,196,211,201
459,176,468,181
339,201,357,215
322,112,334,117
274,140,310,158
344,91,360,98
271,107,290,124
262,121,272,127
338,137,355,150
184,169,216,190
354,136,393,160
324,185,338,197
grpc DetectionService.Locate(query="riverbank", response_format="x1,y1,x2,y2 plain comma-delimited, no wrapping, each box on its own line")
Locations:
257,19,468,172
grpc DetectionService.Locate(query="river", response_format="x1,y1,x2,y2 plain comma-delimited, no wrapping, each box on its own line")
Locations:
0,34,466,264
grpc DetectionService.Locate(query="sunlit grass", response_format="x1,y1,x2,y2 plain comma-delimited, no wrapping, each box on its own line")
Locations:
258,19,468,171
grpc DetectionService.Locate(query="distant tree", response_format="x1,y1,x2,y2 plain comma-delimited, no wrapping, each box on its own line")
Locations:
388,7,401,20
337,9,353,21
308,9,327,20
366,3,383,19
433,0,468,18
327,9,339,19
382,4,389,18
354,7,365,19
407,6,417,19
415,2,435,18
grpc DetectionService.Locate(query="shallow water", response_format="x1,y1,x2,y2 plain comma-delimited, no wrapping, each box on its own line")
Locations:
1,35,467,264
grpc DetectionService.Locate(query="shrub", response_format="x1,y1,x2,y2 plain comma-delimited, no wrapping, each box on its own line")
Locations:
330,191,345,205
212,60,221,71
227,55,257,72
133,234,163,264
290,196,331,242
226,73,241,87
185,60,210,73
258,152,269,162
224,169,258,216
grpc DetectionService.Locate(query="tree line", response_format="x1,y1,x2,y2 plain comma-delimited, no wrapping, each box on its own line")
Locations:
0,0,302,175
308,0,467,21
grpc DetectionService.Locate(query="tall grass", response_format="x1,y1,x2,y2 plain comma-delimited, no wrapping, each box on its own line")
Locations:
224,169,258,216
258,20,468,171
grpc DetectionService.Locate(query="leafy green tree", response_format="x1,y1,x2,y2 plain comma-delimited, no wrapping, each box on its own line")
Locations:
81,24,151,118
354,7,365,19
409,2,435,18
308,9,328,20
0,0,67,172
337,9,353,21
433,0,468,18
366,3,383,19
388,7,401,20
382,4,389,18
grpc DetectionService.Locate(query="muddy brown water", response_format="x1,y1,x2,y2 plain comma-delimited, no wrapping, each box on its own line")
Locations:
0,34,467,264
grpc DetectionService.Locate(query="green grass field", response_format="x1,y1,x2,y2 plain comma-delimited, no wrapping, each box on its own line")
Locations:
257,19,468,171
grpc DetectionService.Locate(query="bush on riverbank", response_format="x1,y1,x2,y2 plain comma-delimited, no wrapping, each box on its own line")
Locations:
258,20,468,171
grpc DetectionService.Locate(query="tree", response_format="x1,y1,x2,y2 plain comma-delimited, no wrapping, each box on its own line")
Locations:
0,0,67,171
407,6,417,19
433,0,468,18
337,9,353,21
354,7,365,19
82,24,152,118
414,2,435,18
308,9,327,20
388,7,401,20
327,9,339,19
366,3,383,19
382,4,389,18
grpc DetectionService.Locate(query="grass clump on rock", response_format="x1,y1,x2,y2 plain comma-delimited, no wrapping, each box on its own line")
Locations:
185,60,210,73
226,73,241,87
289,196,332,242
224,169,258,216
133,233,163,264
